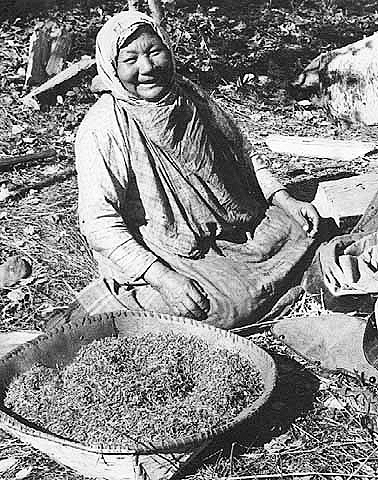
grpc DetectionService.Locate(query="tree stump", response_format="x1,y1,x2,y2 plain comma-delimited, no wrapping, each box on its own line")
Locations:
294,33,378,125
25,20,72,87
46,25,72,77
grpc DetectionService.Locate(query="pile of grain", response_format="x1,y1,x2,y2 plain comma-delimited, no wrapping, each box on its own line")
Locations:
5,332,263,449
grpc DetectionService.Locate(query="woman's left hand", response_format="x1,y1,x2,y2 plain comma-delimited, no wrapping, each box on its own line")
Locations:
272,190,320,238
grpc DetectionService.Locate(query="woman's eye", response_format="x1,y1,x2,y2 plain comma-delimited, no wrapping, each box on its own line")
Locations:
150,49,163,56
123,57,136,64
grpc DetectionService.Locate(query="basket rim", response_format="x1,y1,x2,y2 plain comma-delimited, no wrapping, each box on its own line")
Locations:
0,309,277,455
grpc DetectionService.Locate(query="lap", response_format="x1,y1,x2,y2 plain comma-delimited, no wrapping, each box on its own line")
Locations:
86,206,315,329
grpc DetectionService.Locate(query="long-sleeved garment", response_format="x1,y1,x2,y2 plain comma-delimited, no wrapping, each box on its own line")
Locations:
76,81,284,283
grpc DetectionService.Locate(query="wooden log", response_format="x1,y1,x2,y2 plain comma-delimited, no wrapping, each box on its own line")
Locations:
0,149,56,169
22,56,96,108
46,25,72,77
312,173,378,228
24,21,54,87
294,32,378,125
24,20,72,89
0,167,76,203
265,134,376,161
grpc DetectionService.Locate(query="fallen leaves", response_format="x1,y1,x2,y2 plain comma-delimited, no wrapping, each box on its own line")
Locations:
15,465,33,479
264,432,304,455
6,287,27,303
0,457,17,474
11,124,26,136
23,225,37,236
0,185,12,202
324,396,346,412
0,458,32,479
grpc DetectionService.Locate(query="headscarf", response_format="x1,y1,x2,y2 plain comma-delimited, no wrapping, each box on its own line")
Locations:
96,10,176,106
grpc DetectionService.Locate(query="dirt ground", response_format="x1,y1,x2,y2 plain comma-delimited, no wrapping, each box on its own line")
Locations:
1,0,378,478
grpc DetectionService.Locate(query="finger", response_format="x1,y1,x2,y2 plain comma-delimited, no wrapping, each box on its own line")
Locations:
308,208,320,236
188,281,210,311
173,301,198,319
301,206,319,237
294,210,309,232
171,303,189,318
187,292,210,314
169,294,196,318
180,299,207,320
191,279,208,298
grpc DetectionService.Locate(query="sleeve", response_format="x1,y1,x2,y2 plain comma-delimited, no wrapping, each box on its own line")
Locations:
250,152,286,201
75,123,158,282
239,132,285,201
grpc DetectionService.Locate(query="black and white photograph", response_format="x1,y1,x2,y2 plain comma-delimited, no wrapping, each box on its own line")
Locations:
1,0,378,478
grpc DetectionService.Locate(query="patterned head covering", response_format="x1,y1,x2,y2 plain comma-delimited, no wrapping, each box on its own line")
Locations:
95,11,176,105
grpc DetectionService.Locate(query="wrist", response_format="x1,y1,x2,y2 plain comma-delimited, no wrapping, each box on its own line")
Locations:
271,189,292,207
143,261,172,288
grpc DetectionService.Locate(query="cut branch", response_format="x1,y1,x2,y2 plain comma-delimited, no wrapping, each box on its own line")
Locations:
0,167,76,203
0,149,56,169
22,56,96,107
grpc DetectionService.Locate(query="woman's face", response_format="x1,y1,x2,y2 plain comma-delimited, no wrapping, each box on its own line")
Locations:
117,27,173,101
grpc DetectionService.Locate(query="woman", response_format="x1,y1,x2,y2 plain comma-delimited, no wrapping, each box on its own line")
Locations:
75,11,320,329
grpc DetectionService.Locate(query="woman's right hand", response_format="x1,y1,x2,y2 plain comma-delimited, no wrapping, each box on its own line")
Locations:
143,262,210,320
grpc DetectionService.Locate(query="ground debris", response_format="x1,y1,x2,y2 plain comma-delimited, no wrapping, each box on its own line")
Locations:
0,256,31,288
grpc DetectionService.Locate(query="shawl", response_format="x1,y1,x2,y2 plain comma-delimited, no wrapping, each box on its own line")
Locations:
92,11,269,259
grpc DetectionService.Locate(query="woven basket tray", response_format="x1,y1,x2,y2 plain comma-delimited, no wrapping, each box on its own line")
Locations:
0,310,277,480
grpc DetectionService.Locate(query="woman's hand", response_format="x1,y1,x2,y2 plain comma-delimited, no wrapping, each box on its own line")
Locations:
143,262,210,320
271,190,320,238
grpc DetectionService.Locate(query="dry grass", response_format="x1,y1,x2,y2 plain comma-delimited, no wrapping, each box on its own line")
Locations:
0,180,96,332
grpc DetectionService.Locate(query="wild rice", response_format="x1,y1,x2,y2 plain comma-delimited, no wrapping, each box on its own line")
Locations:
5,332,263,449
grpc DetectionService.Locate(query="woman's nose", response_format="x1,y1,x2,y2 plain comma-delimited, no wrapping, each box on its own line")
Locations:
138,54,153,74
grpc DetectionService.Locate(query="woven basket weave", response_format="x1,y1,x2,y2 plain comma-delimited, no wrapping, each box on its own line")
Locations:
0,310,276,480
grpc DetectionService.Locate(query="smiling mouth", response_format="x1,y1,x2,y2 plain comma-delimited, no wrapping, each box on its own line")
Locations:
139,80,160,86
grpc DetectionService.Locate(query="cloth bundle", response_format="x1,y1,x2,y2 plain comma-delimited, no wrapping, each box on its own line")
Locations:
327,232,378,295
